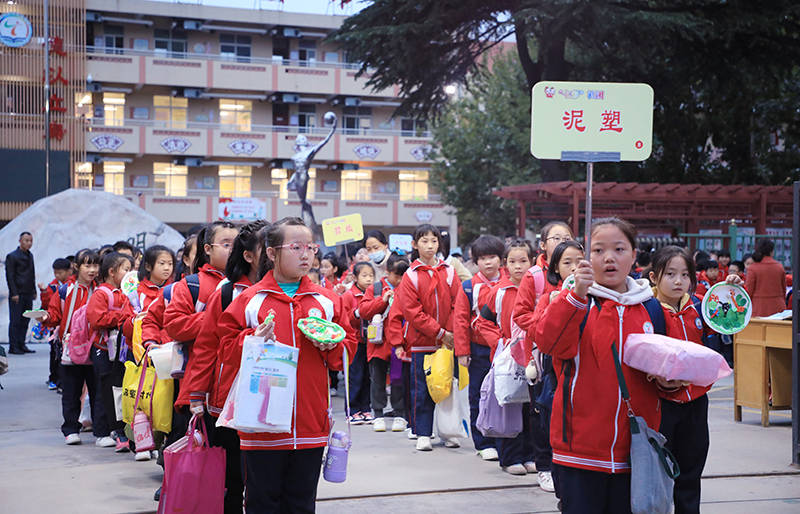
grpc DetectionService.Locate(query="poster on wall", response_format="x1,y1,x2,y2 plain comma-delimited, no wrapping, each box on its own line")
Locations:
736,227,755,259
766,228,792,267
698,229,722,252
218,197,266,221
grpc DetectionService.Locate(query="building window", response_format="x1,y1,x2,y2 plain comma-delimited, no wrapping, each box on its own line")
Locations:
220,34,251,63
154,95,188,128
75,162,93,189
399,170,429,201
272,168,315,200
343,106,372,135
297,39,316,66
341,169,372,200
297,104,316,133
272,36,290,61
219,165,252,198
102,25,124,54
102,93,125,127
103,161,125,195
153,163,188,197
219,99,252,132
401,118,428,136
155,28,187,58
75,92,93,120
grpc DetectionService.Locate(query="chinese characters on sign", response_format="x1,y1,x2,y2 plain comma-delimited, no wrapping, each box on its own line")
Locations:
44,36,68,141
321,213,364,247
531,81,654,161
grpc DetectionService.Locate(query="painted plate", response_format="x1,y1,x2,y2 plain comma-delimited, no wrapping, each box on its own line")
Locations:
121,271,140,296
561,274,576,291
701,283,752,335
297,316,346,344
23,309,48,319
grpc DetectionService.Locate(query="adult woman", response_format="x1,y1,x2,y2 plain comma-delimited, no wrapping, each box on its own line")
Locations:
364,230,390,281
745,239,786,317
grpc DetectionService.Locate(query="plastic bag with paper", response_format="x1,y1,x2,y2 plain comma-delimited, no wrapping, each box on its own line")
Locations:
434,377,470,439
122,359,174,433
423,347,454,403
493,339,529,405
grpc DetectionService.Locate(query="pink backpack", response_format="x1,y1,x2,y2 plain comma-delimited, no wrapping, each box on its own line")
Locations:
65,285,115,365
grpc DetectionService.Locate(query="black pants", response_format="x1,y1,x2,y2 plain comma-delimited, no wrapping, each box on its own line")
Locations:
49,340,61,385
8,294,32,351
208,417,244,514
468,342,495,451
553,463,631,514
348,343,370,413
368,357,390,417
530,384,553,472
90,347,126,436
242,447,324,514
402,360,413,432
60,363,108,436
659,394,709,514
497,402,535,467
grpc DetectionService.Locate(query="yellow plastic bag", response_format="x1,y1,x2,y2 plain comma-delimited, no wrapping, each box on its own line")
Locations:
131,317,146,363
424,347,454,403
122,359,174,433
458,363,469,390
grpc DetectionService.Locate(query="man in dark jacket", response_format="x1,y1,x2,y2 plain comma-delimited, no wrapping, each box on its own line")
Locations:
6,232,36,354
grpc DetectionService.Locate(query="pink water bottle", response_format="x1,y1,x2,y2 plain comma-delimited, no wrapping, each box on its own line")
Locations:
323,431,350,483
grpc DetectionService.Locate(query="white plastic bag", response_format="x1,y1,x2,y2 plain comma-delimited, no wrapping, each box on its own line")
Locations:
493,341,529,405
434,378,470,440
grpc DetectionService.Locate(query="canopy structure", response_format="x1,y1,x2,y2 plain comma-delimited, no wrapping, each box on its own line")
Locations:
494,181,794,238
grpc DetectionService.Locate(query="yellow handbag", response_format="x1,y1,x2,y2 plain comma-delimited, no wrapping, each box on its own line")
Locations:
122,356,174,433
423,347,454,403
130,317,146,363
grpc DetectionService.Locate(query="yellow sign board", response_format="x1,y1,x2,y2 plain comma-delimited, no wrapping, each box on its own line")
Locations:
530,81,654,161
321,213,364,247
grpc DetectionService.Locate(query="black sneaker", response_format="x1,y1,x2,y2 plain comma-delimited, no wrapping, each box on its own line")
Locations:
154,487,161,502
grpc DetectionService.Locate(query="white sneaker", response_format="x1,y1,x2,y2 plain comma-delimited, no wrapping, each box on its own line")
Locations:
151,450,159,460
65,433,81,445
503,463,528,476
135,450,152,461
406,428,417,440
523,461,537,473
95,436,116,447
329,388,338,397
372,417,386,432
415,436,432,451
444,438,460,448
391,417,407,432
538,471,555,492
477,447,499,461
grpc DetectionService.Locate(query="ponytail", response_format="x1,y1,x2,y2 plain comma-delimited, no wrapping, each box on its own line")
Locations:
193,221,236,272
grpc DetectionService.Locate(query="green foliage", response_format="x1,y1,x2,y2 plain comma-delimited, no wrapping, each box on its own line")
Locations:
429,53,536,242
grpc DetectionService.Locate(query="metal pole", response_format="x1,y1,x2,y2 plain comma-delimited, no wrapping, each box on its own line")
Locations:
792,180,799,466
43,0,51,197
584,162,593,250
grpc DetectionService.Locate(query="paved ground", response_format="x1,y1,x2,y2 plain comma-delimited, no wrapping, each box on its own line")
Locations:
1,343,798,513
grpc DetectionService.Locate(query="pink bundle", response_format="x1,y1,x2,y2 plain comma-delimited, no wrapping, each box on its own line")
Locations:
623,333,732,387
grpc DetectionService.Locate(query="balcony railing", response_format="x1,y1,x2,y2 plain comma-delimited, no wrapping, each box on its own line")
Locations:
86,45,364,71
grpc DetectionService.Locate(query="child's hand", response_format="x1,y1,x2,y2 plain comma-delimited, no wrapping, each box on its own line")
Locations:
440,331,454,349
382,289,394,303
254,318,275,340
333,283,347,295
190,400,204,415
724,273,744,286
134,311,147,322
573,260,594,298
457,355,470,368
394,347,406,360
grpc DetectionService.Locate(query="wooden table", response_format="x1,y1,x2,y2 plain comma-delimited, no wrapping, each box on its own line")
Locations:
734,318,792,427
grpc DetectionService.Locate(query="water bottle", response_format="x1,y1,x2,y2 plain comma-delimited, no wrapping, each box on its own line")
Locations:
323,431,350,483
367,314,383,344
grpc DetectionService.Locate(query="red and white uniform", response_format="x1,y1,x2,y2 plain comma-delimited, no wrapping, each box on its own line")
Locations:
163,264,226,344
396,259,464,353
660,295,712,402
44,282,94,340
473,276,520,359
86,282,135,350
534,278,683,474
179,277,253,412
357,277,394,361
512,254,549,355
217,272,357,451
454,271,502,357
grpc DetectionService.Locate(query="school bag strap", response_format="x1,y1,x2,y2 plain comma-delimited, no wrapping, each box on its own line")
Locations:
373,281,383,297
641,297,667,336
461,279,473,307
163,274,200,307
479,304,496,324
220,281,235,312
528,266,545,306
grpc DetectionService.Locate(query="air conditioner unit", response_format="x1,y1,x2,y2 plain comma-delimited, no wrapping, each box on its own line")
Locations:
183,88,203,98
87,153,102,163
283,28,301,38
185,157,204,167
86,12,103,22
344,97,361,107
332,163,359,171
183,20,202,30
282,94,300,104
269,159,294,170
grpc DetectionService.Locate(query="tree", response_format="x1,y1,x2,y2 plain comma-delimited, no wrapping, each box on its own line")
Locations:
429,52,537,242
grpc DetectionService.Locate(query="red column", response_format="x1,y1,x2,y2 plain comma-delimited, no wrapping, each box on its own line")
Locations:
757,193,768,234
517,200,526,237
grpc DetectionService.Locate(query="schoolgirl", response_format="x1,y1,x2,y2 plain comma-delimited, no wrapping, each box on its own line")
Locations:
342,261,376,424
453,234,506,459
137,245,175,312
473,239,536,477
396,224,464,452
535,218,685,514
320,251,345,290
86,252,137,453
216,217,356,513
42,249,106,446
356,252,409,432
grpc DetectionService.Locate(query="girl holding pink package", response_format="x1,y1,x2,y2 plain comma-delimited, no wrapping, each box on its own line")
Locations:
648,246,740,514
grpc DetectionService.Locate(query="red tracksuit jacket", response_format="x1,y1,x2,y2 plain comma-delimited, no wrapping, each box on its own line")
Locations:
86,282,135,350
535,285,677,474
473,276,520,359
163,264,226,344
454,271,502,357
44,282,93,340
179,277,253,412
521,279,561,359
512,254,549,353
660,295,712,402
357,277,394,362
217,271,357,451
396,259,464,353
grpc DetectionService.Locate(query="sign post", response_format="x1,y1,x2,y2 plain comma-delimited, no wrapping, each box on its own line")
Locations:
531,81,654,248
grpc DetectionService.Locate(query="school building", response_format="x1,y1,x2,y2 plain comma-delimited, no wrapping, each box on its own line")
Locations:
0,0,456,237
